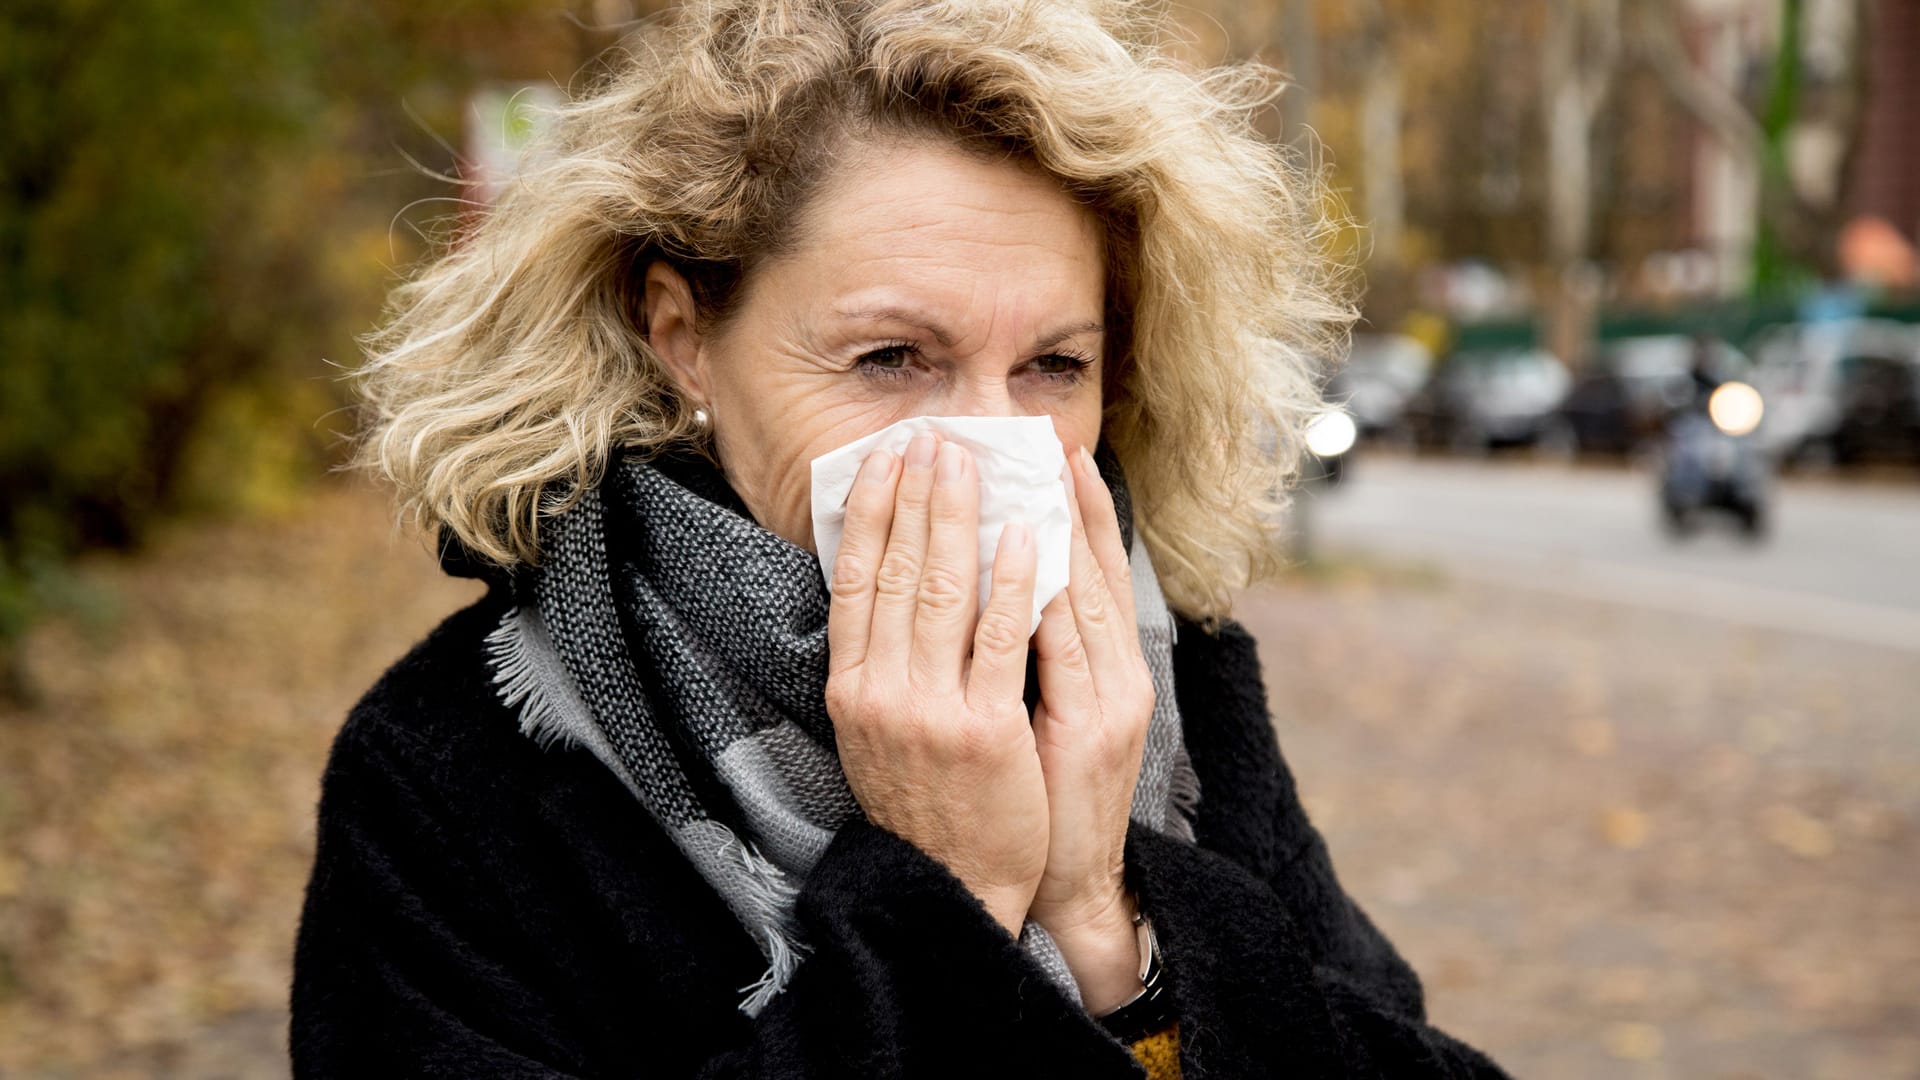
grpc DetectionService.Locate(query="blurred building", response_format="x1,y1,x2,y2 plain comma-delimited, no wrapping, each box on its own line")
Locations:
1686,0,1917,295
1844,0,1920,285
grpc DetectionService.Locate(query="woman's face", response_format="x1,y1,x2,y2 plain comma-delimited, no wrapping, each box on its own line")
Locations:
643,135,1108,551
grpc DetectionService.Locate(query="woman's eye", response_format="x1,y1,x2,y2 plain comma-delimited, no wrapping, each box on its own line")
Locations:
854,343,918,379
1030,352,1095,380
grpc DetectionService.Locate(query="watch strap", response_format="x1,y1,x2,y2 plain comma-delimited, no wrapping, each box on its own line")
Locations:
1095,909,1174,1044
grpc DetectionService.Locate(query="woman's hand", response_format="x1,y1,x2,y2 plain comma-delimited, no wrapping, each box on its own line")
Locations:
1028,445,1156,1011
824,432,1052,939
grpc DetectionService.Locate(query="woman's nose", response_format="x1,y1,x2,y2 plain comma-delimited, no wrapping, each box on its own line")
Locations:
945,377,1023,418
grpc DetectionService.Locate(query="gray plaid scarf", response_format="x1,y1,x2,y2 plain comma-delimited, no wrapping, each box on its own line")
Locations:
481,443,1200,1017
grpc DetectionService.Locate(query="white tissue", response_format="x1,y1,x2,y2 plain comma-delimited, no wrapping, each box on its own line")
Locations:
809,415,1072,634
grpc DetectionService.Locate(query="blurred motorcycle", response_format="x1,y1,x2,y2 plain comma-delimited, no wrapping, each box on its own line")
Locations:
1660,380,1770,539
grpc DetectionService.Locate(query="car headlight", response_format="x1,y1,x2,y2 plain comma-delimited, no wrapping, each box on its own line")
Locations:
1306,410,1358,458
1709,382,1764,437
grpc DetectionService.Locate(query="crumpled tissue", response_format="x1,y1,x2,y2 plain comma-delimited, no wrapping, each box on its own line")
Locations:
809,415,1072,634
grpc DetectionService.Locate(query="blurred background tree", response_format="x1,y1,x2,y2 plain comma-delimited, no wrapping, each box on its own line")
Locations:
4,0,314,679
4,0,1914,696
0,0,650,695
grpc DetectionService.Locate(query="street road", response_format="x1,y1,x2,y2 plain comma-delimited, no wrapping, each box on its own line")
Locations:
1300,455,1920,652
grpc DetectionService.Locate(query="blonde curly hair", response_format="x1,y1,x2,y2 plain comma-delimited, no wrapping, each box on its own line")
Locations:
350,0,1354,621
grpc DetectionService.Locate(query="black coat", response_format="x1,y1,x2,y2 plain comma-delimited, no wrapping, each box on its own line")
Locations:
289,574,1510,1078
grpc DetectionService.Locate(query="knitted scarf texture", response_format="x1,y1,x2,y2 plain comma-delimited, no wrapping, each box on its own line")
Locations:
481,443,1201,1017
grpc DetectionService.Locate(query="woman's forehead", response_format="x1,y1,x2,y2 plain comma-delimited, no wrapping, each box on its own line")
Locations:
747,139,1106,334
798,136,1101,257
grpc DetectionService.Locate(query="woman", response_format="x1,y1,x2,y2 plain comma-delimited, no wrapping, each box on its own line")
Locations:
291,1,1510,1076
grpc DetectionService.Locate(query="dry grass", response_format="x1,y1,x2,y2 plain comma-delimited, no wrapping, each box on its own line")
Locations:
0,479,481,1075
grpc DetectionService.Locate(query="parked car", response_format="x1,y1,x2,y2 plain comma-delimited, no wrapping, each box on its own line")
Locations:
1332,333,1433,441
1404,347,1571,454
1747,319,1920,467
1830,351,1920,465
1547,335,1751,458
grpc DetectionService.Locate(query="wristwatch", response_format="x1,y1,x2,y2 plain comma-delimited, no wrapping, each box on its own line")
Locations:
1093,907,1174,1044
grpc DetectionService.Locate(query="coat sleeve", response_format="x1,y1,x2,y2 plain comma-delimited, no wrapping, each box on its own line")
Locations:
1146,617,1514,1077
290,703,1151,1080
709,817,1150,1080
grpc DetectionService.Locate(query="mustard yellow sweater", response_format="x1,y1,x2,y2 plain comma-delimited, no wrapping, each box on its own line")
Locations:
1129,1021,1181,1079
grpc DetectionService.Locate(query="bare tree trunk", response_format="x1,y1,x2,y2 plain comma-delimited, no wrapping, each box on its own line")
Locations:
1349,0,1408,321
1542,0,1621,370
1543,0,1622,270
1280,0,1320,148
1358,79,1404,265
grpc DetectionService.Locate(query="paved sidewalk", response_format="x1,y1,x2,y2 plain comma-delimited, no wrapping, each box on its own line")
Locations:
1238,567,1920,1080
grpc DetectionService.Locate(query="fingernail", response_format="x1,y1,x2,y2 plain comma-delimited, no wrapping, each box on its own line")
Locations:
1060,462,1075,498
907,432,937,470
1080,446,1097,477
857,448,893,486
936,440,965,485
1005,521,1030,550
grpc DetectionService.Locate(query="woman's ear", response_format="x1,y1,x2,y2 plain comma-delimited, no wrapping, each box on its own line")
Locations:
641,260,710,403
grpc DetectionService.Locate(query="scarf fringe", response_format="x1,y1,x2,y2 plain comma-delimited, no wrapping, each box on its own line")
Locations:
484,609,582,754
719,830,811,1017
737,932,801,1018
1169,747,1203,839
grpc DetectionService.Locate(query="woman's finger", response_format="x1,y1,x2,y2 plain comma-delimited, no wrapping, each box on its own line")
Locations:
869,432,940,660
1030,587,1099,726
1071,446,1138,634
1057,460,1138,682
910,440,980,690
965,521,1037,710
826,448,899,677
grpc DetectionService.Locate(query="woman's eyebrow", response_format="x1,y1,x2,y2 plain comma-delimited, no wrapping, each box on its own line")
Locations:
1033,320,1105,351
832,306,957,347
832,306,1102,351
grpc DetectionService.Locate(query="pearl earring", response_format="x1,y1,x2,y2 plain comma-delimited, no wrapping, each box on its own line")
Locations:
692,407,710,427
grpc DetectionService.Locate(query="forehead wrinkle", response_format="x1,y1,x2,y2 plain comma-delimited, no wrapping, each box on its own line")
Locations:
1033,320,1105,351
831,305,958,348
820,181,1099,247
838,222,1095,265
